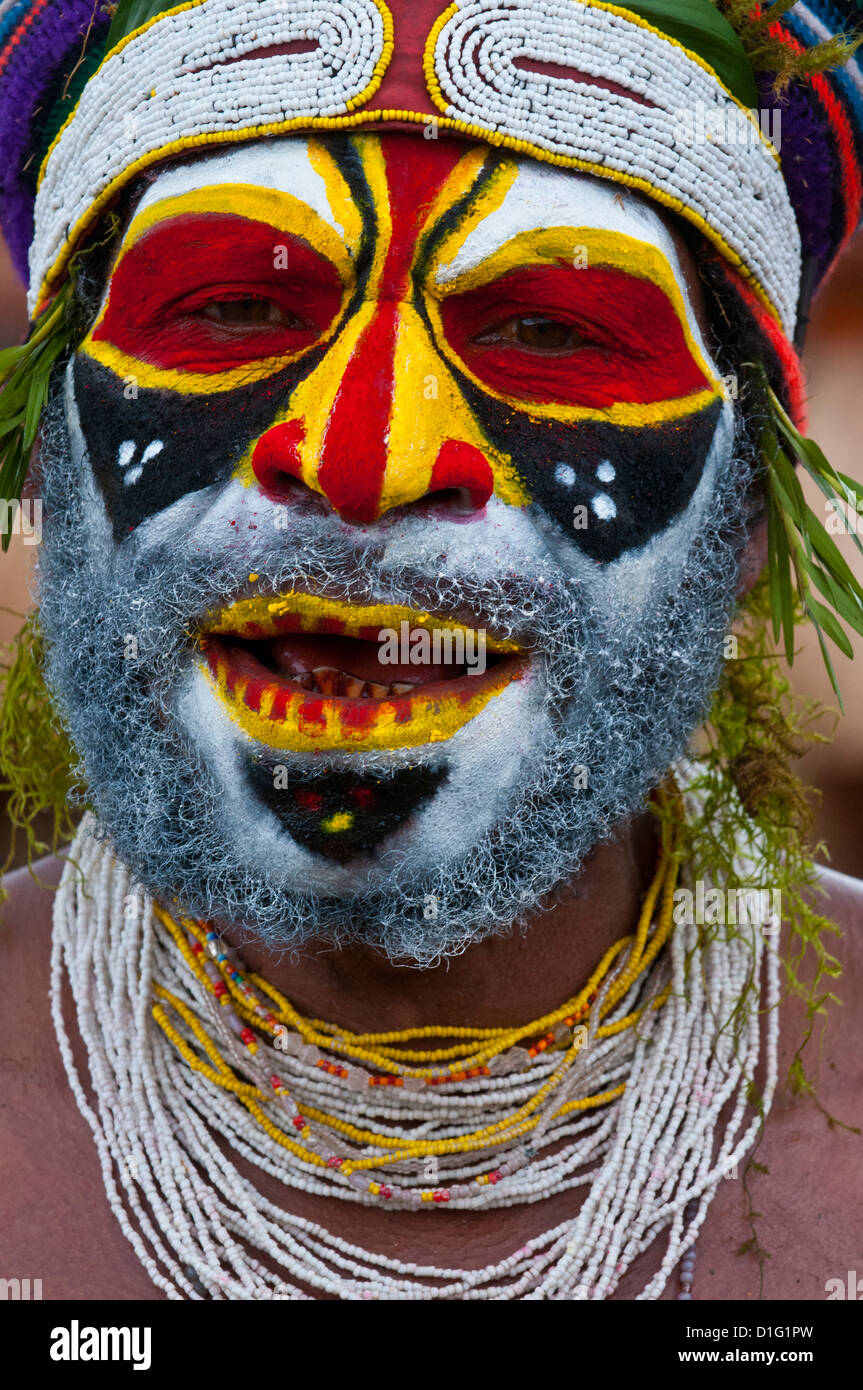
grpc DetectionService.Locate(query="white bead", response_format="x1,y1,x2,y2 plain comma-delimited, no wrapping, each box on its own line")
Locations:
50,768,781,1299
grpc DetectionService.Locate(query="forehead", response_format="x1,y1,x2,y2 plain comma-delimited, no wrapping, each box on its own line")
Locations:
130,133,690,282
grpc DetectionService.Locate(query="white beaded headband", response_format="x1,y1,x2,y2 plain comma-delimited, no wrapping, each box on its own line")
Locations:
30,0,801,335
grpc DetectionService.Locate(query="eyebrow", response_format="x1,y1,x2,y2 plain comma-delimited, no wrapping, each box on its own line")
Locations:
431,225,687,307
106,184,358,303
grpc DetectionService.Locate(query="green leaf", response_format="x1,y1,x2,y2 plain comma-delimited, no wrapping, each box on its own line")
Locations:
0,344,26,374
0,278,75,533
806,472,863,563
105,0,178,51
622,0,758,106
809,565,863,639
807,516,863,599
770,447,808,524
22,376,48,451
766,485,794,662
836,471,863,505
0,413,27,441
811,619,843,709
805,595,854,660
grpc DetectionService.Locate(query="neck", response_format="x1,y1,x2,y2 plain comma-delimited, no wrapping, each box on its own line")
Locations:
220,811,659,1033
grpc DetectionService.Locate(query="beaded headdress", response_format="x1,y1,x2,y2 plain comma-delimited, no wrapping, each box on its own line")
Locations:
0,0,862,690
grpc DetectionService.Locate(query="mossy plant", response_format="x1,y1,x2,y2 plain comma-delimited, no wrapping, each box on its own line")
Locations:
0,611,84,892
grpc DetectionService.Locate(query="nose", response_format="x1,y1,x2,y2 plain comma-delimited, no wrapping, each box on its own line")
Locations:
249,302,498,523
252,424,494,520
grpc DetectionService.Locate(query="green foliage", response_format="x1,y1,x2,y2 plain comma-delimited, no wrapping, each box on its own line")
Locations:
105,0,180,50
718,0,862,89
655,574,844,1096
625,0,758,105
0,613,84,900
758,366,863,712
0,281,75,552
0,216,120,554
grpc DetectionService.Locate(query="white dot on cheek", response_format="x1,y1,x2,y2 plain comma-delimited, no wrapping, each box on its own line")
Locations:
596,460,615,483
554,463,576,488
591,492,617,522
141,439,165,464
117,440,136,470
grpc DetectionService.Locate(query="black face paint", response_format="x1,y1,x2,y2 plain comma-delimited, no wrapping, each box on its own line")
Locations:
74,132,722,567
247,758,447,863
71,138,383,542
452,381,724,563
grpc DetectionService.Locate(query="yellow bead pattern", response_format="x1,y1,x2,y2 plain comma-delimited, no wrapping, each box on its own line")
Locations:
150,787,683,1185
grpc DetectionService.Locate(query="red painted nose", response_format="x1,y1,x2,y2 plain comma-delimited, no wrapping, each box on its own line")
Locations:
428,440,494,511
251,420,306,501
252,422,494,520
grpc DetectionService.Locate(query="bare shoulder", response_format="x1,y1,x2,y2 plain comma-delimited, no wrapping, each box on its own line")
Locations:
806,864,863,1059
0,845,63,967
0,854,159,1299
0,853,64,1051
815,862,863,932
697,864,863,1301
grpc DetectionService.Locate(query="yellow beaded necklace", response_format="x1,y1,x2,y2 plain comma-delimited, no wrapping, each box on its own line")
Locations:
151,797,679,1194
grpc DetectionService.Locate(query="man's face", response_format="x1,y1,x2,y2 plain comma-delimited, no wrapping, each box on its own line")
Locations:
39,132,748,962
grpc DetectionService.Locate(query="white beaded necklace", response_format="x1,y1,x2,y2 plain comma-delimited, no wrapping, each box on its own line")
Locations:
51,811,779,1300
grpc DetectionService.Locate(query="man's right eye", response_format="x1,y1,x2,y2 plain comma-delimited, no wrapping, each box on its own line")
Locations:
201,298,306,328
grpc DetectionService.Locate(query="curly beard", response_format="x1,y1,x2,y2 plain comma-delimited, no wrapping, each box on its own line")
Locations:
36,368,754,965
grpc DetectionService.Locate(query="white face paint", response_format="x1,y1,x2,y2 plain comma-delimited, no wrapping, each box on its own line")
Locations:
43,133,743,959
436,159,711,354
130,140,356,245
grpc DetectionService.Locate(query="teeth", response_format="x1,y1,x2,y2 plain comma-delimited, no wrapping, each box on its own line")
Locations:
339,674,366,697
287,671,420,698
311,666,341,695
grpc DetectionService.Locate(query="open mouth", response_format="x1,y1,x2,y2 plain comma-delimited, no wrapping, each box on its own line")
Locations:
198,590,527,752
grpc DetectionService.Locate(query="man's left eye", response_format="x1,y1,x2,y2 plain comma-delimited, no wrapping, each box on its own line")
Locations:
201,298,304,327
472,315,583,353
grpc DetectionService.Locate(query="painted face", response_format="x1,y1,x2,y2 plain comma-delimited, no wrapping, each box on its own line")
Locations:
40,132,746,961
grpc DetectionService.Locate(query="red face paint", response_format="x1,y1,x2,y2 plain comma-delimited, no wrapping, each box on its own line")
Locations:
439,265,711,408
92,213,344,371
429,440,493,508
316,137,472,522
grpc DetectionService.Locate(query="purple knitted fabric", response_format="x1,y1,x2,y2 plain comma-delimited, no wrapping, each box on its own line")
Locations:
756,69,840,285
0,0,109,281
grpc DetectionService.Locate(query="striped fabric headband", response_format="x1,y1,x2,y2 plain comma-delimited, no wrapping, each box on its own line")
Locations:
26,0,800,328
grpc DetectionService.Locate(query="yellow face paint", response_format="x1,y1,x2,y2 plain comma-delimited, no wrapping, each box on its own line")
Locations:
81,183,357,395
203,588,520,653
200,643,524,754
198,588,525,754
424,226,726,427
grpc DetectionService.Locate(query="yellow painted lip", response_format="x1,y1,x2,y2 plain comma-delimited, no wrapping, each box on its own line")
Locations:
199,638,527,753
196,588,526,751
202,587,522,653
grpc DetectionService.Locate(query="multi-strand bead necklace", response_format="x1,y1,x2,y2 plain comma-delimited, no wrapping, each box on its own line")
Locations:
51,797,779,1299
149,853,674,1209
